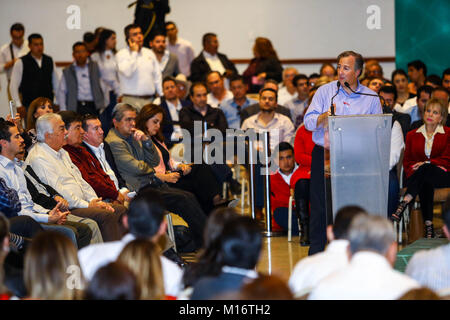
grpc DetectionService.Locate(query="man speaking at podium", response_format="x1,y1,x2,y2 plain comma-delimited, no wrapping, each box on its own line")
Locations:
303,51,382,255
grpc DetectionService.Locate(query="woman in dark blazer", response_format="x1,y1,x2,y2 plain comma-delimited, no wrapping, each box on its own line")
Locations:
243,37,283,93
392,98,449,238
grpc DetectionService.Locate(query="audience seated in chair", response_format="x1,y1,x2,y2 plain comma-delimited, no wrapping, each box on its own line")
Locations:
116,239,166,300
190,215,262,300
25,113,124,242
106,103,207,248
83,261,140,300
24,231,84,300
78,189,183,297
289,205,367,297
308,215,419,300
391,98,449,238
180,207,240,299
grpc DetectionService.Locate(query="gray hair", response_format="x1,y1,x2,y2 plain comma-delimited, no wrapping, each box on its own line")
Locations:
112,103,137,122
348,215,395,256
36,113,61,142
282,67,298,80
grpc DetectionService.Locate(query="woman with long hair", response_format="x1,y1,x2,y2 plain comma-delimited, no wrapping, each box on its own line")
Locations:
391,69,415,107
117,239,165,300
136,104,233,214
243,37,283,93
90,28,119,134
24,231,84,300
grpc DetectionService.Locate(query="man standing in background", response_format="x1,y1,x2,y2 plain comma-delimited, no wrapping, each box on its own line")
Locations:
165,21,195,78
0,23,29,101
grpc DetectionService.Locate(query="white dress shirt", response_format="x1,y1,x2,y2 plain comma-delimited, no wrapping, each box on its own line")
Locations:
167,37,195,77
405,242,450,293
9,55,59,107
78,233,183,297
278,86,297,106
288,240,350,297
165,99,184,141
116,47,162,97
278,164,299,186
390,120,404,170
241,112,295,152
207,90,233,108
83,142,120,190
416,124,445,158
152,49,170,73
203,51,225,75
90,50,120,105
56,62,94,110
0,155,50,222
0,40,29,80
25,142,98,209
308,251,419,300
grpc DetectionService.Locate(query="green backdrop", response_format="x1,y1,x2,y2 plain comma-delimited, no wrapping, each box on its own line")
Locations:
395,0,450,78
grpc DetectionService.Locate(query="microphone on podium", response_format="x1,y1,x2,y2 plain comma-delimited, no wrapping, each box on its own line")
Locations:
330,81,341,116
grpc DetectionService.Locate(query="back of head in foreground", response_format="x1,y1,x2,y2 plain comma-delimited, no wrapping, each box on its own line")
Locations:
117,239,165,300
83,261,140,300
24,231,83,300
348,214,396,265
328,205,368,241
126,189,166,240
219,216,262,270
182,207,240,288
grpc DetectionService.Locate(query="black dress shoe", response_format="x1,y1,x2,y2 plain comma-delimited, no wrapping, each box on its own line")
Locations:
163,248,189,268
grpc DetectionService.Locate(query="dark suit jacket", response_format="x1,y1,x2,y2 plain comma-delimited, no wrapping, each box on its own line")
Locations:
239,103,292,126
189,51,238,82
159,97,192,148
82,141,128,190
179,104,228,137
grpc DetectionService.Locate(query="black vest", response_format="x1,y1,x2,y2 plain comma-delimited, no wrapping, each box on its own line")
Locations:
19,52,54,107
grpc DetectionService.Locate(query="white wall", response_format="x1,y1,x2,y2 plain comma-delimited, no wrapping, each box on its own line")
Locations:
0,0,395,117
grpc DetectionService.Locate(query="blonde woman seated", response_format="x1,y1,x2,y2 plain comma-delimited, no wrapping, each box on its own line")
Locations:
117,239,167,300
24,231,84,300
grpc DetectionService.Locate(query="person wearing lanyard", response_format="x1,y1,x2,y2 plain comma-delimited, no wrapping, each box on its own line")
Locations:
0,23,29,100
303,50,382,255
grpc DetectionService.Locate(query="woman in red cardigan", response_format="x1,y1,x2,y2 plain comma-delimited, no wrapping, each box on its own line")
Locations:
391,98,450,238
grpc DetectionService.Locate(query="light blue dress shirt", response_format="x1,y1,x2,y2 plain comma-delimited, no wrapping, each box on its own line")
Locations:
304,80,382,146
220,97,257,129
0,155,50,222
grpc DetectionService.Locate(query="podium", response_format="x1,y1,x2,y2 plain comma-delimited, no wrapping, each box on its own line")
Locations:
325,114,392,223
